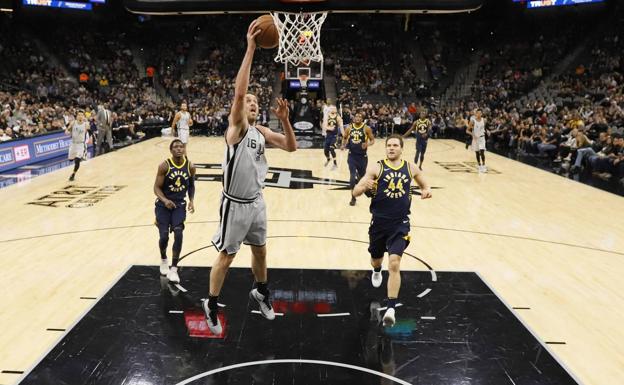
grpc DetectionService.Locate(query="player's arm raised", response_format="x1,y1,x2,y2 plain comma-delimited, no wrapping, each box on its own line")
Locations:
363,125,375,149
353,163,381,198
227,20,262,145
257,98,296,152
154,162,176,209
188,162,196,213
410,162,432,199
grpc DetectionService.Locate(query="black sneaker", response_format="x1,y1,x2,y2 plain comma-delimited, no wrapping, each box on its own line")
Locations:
250,289,275,320
69,174,75,181
202,299,222,334
349,196,356,206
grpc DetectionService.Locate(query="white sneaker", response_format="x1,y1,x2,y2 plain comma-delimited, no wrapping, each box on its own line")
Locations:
167,267,180,283
371,270,383,288
331,163,338,170
202,299,222,335
324,159,330,167
250,288,275,320
383,308,396,327
159,260,169,276
482,165,487,173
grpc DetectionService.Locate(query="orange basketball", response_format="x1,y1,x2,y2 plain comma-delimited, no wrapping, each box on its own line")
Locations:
254,14,279,49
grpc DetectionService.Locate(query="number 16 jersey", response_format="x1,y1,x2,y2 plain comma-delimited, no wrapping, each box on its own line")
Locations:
222,126,267,202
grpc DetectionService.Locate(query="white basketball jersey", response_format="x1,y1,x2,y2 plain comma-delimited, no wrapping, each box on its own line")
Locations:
72,121,88,144
222,126,267,201
473,118,485,137
177,111,191,130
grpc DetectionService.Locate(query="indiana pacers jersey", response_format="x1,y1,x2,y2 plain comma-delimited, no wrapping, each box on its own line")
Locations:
370,159,412,219
415,118,431,141
326,116,338,137
164,157,191,202
348,123,368,155
222,125,267,202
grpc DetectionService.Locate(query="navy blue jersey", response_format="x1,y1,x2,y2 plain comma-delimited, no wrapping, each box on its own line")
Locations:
370,159,412,219
414,118,432,142
163,157,191,202
326,116,338,138
348,123,369,155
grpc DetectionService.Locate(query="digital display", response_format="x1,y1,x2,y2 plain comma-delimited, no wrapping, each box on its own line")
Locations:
289,80,320,89
22,0,93,10
526,0,604,8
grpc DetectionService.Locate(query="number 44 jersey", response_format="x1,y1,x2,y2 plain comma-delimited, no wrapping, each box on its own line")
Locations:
370,159,413,219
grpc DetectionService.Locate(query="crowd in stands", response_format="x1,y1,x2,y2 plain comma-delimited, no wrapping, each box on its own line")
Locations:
1,9,623,191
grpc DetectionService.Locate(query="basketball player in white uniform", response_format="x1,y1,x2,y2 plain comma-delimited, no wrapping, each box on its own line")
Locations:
171,103,193,144
66,111,89,181
468,109,488,173
203,19,297,334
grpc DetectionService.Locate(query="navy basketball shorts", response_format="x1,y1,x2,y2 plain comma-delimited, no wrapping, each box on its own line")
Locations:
368,216,411,259
416,139,428,154
347,154,368,189
324,134,337,150
155,200,187,232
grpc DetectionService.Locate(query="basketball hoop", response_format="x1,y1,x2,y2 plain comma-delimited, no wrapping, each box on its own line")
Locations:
271,11,327,66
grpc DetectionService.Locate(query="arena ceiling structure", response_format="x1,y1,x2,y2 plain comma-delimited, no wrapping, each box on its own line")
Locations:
124,0,484,15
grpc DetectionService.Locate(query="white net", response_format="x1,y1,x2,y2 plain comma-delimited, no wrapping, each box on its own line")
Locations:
271,12,328,66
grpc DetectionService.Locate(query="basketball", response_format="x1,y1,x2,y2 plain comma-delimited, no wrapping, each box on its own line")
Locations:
254,14,279,49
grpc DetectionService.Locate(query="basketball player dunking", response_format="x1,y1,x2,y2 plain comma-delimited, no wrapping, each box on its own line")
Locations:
322,105,343,170
468,109,488,173
66,110,89,181
353,134,432,327
341,112,375,206
403,111,432,170
203,20,297,334
171,102,193,145
153,139,196,284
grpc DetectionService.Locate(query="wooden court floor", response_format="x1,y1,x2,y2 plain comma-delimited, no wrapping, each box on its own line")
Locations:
0,137,623,385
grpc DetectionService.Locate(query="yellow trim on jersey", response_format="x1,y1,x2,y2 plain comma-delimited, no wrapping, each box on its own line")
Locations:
403,234,411,242
376,161,384,180
169,156,187,169
407,161,413,179
352,123,365,130
383,159,405,171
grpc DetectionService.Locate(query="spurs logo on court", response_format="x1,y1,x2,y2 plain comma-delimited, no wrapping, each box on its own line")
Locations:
195,163,350,190
195,164,440,195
